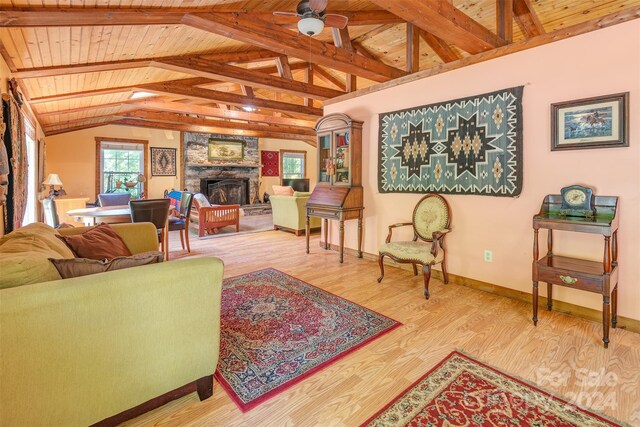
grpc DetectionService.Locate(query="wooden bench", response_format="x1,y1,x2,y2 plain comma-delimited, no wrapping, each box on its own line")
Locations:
192,193,240,237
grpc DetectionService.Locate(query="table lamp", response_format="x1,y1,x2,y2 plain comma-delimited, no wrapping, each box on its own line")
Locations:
43,173,67,198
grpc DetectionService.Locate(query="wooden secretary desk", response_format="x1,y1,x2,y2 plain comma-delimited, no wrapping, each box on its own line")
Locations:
532,194,619,348
306,113,364,263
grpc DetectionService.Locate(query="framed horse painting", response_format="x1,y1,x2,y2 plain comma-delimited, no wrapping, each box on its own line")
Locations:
551,92,629,151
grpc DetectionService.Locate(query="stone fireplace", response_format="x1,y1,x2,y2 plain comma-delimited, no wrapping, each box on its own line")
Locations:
183,133,260,205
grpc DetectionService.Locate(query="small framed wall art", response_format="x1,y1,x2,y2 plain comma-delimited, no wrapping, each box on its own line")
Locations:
150,147,177,176
551,92,629,151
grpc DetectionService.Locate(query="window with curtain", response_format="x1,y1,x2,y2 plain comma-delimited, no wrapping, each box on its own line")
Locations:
281,151,306,179
98,140,146,199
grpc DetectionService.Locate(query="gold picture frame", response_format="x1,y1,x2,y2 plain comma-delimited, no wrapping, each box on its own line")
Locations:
208,139,244,162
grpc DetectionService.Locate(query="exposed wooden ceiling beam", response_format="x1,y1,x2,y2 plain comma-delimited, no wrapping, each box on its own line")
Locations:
129,99,316,129
274,56,293,80
419,31,462,63
406,23,420,73
240,85,255,98
497,0,514,43
332,27,358,93
28,77,211,104
0,8,187,26
246,61,309,76
368,0,506,54
155,56,343,100
303,66,314,108
43,115,120,129
351,42,378,61
17,59,153,79
353,24,397,44
256,10,404,26
513,0,545,38
13,49,278,79
313,66,346,92
140,81,323,117
113,118,316,145
182,12,407,83
37,101,132,117
45,120,118,136
0,9,403,28
117,110,315,136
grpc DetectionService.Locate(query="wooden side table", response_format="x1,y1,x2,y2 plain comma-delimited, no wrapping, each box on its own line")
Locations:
532,195,619,348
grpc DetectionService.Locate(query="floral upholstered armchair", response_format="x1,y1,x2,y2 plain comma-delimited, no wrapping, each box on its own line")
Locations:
377,194,451,299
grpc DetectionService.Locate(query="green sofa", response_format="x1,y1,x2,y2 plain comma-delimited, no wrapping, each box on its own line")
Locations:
0,222,223,427
270,191,321,236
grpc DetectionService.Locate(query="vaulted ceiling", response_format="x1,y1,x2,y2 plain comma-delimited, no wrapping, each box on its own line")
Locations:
0,0,638,144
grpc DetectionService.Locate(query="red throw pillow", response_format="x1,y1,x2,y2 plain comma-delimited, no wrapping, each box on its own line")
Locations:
57,223,132,260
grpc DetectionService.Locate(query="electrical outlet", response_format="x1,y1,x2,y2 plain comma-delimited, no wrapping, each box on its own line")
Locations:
484,250,493,262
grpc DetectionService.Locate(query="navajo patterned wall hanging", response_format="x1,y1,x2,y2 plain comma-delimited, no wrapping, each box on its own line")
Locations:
260,150,279,177
378,86,524,196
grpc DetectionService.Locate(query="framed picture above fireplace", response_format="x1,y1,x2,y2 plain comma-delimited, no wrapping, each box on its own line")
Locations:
208,139,244,162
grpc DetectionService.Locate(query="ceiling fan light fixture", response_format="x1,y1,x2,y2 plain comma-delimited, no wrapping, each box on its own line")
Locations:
297,16,324,36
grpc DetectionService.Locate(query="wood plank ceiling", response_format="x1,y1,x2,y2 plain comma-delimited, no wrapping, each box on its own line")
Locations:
0,0,638,143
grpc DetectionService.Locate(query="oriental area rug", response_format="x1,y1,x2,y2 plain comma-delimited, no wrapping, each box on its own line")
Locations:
362,351,622,427
216,268,401,412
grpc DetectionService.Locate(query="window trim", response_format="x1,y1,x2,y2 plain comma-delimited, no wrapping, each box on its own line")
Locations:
279,149,307,181
95,137,149,198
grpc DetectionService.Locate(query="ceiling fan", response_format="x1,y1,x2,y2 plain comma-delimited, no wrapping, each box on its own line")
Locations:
273,0,349,37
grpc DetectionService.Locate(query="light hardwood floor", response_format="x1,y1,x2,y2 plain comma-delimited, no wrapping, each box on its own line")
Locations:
126,230,640,426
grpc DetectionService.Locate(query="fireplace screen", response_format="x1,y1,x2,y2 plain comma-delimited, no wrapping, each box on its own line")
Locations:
203,179,249,206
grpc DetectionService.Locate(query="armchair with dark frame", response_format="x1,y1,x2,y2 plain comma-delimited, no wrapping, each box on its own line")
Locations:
377,194,452,299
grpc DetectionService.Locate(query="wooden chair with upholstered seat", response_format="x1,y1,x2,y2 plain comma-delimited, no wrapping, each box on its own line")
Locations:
377,194,452,299
168,191,194,253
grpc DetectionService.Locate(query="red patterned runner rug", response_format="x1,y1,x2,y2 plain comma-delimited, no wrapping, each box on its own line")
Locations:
215,268,401,412
362,351,622,427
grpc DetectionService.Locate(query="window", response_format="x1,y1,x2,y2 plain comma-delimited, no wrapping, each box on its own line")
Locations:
96,138,148,199
22,119,37,225
280,150,306,179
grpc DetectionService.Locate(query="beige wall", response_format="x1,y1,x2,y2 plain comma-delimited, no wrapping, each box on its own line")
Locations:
46,125,318,203
325,20,640,320
46,125,181,200
259,138,317,197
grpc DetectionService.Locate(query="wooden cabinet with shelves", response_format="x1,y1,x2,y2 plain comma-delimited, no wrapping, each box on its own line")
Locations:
532,194,619,348
306,113,364,263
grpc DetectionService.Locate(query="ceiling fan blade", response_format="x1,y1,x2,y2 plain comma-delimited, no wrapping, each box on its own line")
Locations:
324,14,349,29
309,0,328,13
273,11,300,16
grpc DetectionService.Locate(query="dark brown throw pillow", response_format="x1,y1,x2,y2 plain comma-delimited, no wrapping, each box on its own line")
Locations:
49,251,163,279
57,223,132,260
